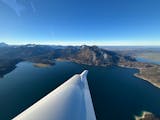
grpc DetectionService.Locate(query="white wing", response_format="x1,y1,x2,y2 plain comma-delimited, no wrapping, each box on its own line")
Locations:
13,70,96,120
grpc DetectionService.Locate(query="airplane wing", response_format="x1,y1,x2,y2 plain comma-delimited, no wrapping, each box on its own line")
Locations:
13,70,96,120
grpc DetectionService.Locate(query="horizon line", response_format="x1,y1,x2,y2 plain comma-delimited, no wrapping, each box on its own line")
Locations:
1,41,160,46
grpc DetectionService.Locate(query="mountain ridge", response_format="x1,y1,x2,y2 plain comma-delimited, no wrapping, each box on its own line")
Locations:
0,42,8,47
0,45,135,77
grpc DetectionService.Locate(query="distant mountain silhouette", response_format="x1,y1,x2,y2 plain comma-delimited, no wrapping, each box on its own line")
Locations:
0,42,8,47
0,44,135,77
56,45,135,66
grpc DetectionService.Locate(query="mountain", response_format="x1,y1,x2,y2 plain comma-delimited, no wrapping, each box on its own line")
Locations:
0,45,135,77
0,42,8,47
0,44,160,90
56,45,135,66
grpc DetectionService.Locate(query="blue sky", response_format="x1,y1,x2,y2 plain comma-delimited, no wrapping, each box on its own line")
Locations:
0,0,160,45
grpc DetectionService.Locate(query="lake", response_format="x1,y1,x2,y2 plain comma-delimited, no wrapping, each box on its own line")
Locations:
0,61,160,120
136,57,160,65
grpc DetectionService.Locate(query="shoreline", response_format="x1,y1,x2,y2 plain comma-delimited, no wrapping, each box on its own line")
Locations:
57,59,160,89
135,111,149,120
134,73,160,89
118,64,160,89
134,111,159,120
1,58,160,89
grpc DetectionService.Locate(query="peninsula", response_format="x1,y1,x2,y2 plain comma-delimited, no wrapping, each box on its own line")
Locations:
135,111,160,120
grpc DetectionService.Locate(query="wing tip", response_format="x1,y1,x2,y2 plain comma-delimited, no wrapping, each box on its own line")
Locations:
80,70,88,81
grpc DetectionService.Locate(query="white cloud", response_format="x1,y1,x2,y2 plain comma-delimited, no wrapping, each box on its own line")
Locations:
1,0,36,16
1,0,25,16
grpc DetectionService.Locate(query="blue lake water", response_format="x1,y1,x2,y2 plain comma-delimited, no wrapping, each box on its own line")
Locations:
136,57,160,65
0,61,160,120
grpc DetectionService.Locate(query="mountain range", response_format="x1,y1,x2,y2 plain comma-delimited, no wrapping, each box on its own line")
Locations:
0,44,135,77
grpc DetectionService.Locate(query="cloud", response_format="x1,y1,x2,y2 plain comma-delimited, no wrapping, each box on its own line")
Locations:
1,0,25,16
1,0,36,16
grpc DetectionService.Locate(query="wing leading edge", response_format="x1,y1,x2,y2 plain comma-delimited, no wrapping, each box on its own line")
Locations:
13,70,96,120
